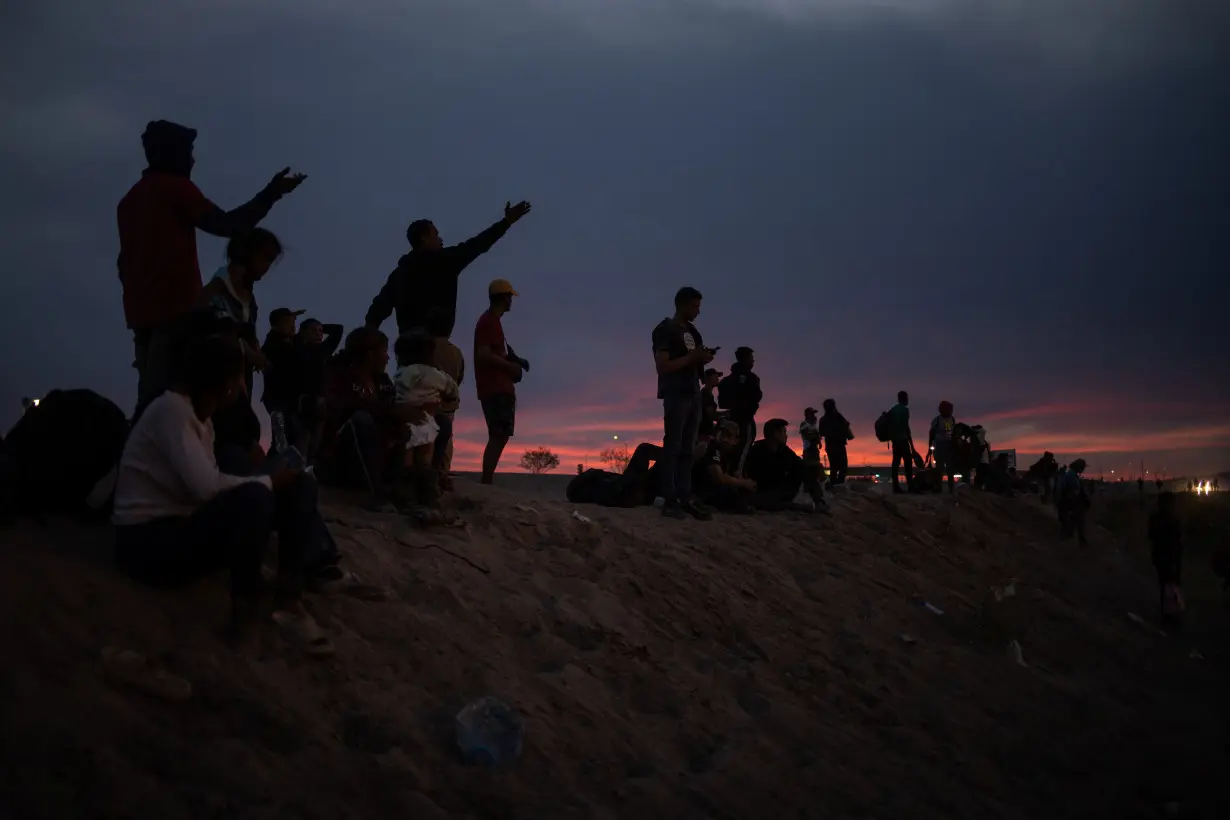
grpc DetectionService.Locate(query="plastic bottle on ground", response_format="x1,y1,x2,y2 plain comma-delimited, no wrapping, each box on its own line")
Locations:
455,696,524,767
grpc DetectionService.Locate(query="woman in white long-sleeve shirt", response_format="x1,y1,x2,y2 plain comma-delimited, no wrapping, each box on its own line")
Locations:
113,334,328,653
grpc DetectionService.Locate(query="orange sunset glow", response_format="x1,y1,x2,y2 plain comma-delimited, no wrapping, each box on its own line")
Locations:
438,393,1230,478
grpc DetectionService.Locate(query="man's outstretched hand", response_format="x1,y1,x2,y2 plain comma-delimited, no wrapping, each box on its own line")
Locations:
268,167,308,198
504,200,532,225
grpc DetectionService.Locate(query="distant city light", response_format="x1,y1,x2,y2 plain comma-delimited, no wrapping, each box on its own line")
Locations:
613,435,619,440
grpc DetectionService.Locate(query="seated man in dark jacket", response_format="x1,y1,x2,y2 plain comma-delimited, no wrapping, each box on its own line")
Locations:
744,418,818,512
692,420,756,513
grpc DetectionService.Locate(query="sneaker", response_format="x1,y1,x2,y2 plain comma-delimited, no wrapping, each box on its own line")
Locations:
661,500,688,519
679,500,714,521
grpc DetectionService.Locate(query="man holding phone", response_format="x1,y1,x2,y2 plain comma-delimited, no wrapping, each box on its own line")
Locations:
651,286,716,520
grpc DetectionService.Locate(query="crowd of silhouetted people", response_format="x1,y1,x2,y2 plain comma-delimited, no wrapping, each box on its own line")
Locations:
0,118,1211,655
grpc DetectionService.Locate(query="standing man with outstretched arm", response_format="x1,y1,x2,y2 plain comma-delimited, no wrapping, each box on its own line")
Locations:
365,200,532,339
117,119,307,418
652,287,716,521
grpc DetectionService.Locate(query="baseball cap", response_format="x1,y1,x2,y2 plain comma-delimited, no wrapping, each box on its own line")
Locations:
269,308,304,326
488,278,519,297
805,406,817,415
704,368,723,379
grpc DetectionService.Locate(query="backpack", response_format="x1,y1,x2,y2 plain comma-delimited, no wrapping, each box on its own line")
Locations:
566,469,643,508
874,410,894,443
4,389,129,518
716,374,736,410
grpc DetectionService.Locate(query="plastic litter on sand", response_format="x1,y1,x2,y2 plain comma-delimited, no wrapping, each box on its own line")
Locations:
571,510,592,524
1007,640,1027,667
455,696,525,767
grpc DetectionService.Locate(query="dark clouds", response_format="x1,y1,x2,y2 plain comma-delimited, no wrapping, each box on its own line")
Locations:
2,0,1227,474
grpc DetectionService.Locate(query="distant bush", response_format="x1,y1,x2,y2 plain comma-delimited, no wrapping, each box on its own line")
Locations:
519,447,561,475
599,445,630,473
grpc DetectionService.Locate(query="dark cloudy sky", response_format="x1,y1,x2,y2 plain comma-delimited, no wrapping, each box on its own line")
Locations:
2,0,1228,476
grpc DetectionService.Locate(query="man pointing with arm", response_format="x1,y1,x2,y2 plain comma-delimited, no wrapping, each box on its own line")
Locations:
117,119,307,416
365,200,532,339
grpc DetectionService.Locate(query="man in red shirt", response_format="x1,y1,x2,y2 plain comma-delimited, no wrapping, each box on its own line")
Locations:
116,119,307,416
473,278,528,484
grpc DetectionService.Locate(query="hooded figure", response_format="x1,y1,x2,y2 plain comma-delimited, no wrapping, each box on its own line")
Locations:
118,120,306,418
141,119,197,177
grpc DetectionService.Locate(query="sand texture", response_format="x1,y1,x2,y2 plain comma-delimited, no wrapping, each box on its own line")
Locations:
2,480,1227,819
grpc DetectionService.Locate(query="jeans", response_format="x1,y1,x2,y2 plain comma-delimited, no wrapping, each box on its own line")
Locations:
933,441,955,492
115,483,282,598
330,411,401,495
132,327,176,422
659,393,701,503
891,439,914,490
826,444,849,485
733,417,757,476
215,445,340,577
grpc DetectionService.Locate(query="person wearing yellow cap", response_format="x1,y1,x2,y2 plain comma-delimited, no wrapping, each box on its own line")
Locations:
474,278,528,484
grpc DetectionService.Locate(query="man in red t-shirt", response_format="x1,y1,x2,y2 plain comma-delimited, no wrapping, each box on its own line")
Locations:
116,119,307,416
473,278,528,484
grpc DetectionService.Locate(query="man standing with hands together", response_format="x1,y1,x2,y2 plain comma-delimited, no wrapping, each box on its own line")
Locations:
652,287,716,521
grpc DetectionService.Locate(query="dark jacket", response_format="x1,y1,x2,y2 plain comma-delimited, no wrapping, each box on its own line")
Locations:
364,220,510,338
818,410,852,448
720,363,762,422
261,332,303,408
744,440,804,495
298,324,344,399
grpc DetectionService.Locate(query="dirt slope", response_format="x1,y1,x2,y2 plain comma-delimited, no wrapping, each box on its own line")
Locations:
1,483,1227,819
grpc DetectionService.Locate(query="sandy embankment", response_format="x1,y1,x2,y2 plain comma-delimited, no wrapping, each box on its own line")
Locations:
1,478,1227,819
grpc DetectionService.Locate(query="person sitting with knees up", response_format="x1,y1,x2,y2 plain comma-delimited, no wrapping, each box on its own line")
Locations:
693,420,757,513
111,334,333,657
318,327,426,506
392,332,457,508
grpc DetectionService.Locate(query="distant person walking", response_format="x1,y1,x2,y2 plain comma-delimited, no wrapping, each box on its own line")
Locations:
818,398,852,486
117,120,306,417
718,346,762,476
1057,458,1090,545
474,279,528,485
652,287,715,520
888,391,915,494
365,201,532,339
928,400,957,494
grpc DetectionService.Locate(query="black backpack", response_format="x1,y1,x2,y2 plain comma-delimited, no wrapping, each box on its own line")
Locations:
4,389,129,518
874,410,894,443
566,469,643,508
